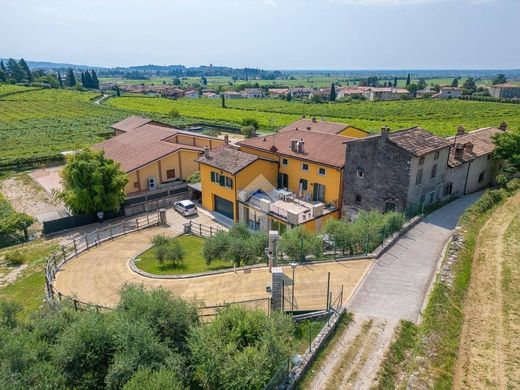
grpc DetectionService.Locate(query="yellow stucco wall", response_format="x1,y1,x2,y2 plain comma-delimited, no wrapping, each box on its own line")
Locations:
339,126,369,138
302,210,340,232
168,134,225,149
179,149,201,178
238,146,277,161
125,171,139,193
199,158,278,221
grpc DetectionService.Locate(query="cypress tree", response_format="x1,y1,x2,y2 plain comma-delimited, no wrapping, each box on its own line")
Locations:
406,73,411,86
221,94,226,108
65,67,76,87
0,69,5,82
0,60,5,72
394,77,398,87
84,71,93,88
19,58,32,82
330,83,336,102
57,71,63,88
6,58,26,82
91,69,100,89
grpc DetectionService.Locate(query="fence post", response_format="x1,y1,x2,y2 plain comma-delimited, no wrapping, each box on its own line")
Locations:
109,224,113,239
73,239,78,256
136,218,140,231
199,223,202,237
210,226,213,237
61,245,67,261
326,272,331,311
147,213,150,226
73,299,78,311
53,254,57,270
96,229,100,245
123,220,126,235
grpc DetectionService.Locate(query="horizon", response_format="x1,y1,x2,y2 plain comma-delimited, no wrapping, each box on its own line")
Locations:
1,0,519,70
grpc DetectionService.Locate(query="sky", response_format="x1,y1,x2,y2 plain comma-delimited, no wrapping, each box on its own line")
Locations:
1,0,519,70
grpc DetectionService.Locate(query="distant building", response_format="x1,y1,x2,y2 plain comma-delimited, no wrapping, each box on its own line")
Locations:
203,92,219,99
268,88,290,97
336,87,367,99
242,88,265,98
488,83,520,99
278,117,369,138
364,87,410,101
433,86,462,99
290,87,313,98
162,87,185,99
223,91,243,99
185,90,199,99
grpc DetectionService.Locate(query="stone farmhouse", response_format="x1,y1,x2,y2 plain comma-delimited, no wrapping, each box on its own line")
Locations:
433,86,462,99
364,87,410,101
342,124,506,218
488,83,520,99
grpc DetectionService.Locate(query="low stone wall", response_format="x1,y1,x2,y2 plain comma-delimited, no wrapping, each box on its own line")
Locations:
284,308,346,389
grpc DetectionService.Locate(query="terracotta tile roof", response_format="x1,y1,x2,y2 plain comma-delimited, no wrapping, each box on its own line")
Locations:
237,128,351,168
389,127,450,156
110,115,152,132
278,119,349,135
93,124,202,173
196,146,259,175
447,127,504,167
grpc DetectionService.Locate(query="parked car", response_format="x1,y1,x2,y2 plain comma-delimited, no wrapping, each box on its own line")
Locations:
174,200,198,217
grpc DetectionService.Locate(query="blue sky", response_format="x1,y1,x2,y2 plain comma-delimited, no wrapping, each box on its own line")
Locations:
1,0,519,69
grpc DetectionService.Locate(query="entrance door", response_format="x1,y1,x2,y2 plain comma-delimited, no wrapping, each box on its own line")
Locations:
214,195,234,220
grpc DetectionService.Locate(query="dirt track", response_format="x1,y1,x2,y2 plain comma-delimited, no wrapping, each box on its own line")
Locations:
453,191,520,390
54,227,371,310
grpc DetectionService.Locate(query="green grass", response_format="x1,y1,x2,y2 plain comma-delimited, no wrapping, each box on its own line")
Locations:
293,318,328,354
0,239,59,320
135,235,233,275
106,95,520,136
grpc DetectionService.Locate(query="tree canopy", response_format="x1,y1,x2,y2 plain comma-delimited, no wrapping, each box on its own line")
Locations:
493,128,520,175
492,73,507,85
59,149,128,214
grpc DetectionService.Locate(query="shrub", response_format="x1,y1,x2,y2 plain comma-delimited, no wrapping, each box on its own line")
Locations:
202,129,221,137
151,234,169,247
124,368,184,390
279,226,322,261
4,249,25,266
186,171,200,184
240,125,256,139
241,117,259,129
169,109,180,118
163,240,184,266
203,230,229,265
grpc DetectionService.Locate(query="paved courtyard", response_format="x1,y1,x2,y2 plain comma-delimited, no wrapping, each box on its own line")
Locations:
54,225,371,310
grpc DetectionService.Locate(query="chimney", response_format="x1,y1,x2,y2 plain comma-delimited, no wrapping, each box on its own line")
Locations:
204,146,210,158
224,134,229,145
380,126,390,142
454,144,465,159
499,122,508,131
456,125,465,136
465,142,474,154
290,139,297,152
298,139,305,153
312,117,317,123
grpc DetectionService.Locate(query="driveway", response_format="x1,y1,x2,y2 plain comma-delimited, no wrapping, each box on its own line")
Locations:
347,192,481,322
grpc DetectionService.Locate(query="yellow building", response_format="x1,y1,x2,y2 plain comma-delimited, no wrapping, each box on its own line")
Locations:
197,117,368,232
94,116,224,195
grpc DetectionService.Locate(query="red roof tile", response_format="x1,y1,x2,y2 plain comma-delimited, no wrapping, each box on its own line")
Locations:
110,115,152,132
447,127,504,167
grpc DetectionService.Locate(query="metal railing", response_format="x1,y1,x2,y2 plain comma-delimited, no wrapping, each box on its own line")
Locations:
44,211,163,306
184,220,225,239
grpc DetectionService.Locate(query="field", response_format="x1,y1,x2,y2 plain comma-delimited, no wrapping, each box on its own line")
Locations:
107,95,520,136
0,85,132,167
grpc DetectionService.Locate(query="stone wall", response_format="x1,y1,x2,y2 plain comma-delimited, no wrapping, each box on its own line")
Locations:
342,136,411,218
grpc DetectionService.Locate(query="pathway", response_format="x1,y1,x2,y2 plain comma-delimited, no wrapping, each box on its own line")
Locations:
306,192,481,389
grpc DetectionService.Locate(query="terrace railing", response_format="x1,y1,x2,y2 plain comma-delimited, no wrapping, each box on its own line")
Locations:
183,220,225,239
44,211,163,307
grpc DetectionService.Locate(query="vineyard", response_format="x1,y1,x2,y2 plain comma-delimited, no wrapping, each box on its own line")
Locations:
107,95,520,136
0,85,130,167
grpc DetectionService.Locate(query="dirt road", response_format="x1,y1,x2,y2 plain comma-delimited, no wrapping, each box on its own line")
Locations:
453,191,520,390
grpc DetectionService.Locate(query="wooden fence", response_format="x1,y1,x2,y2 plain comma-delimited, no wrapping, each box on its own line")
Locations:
45,211,163,305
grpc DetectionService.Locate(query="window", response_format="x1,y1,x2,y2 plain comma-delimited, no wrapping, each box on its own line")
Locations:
444,183,453,196
225,177,233,189
281,158,288,166
318,167,326,176
166,169,176,179
133,182,139,189
478,171,485,183
299,179,308,191
313,183,326,202
301,163,309,171
487,154,491,160
278,173,289,189
431,164,438,178
415,168,423,185
356,169,364,179
434,151,440,160
419,157,425,165
210,171,219,183
355,194,362,204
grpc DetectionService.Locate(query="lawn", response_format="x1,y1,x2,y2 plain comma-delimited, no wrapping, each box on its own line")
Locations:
0,239,59,320
134,234,233,275
106,95,520,136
